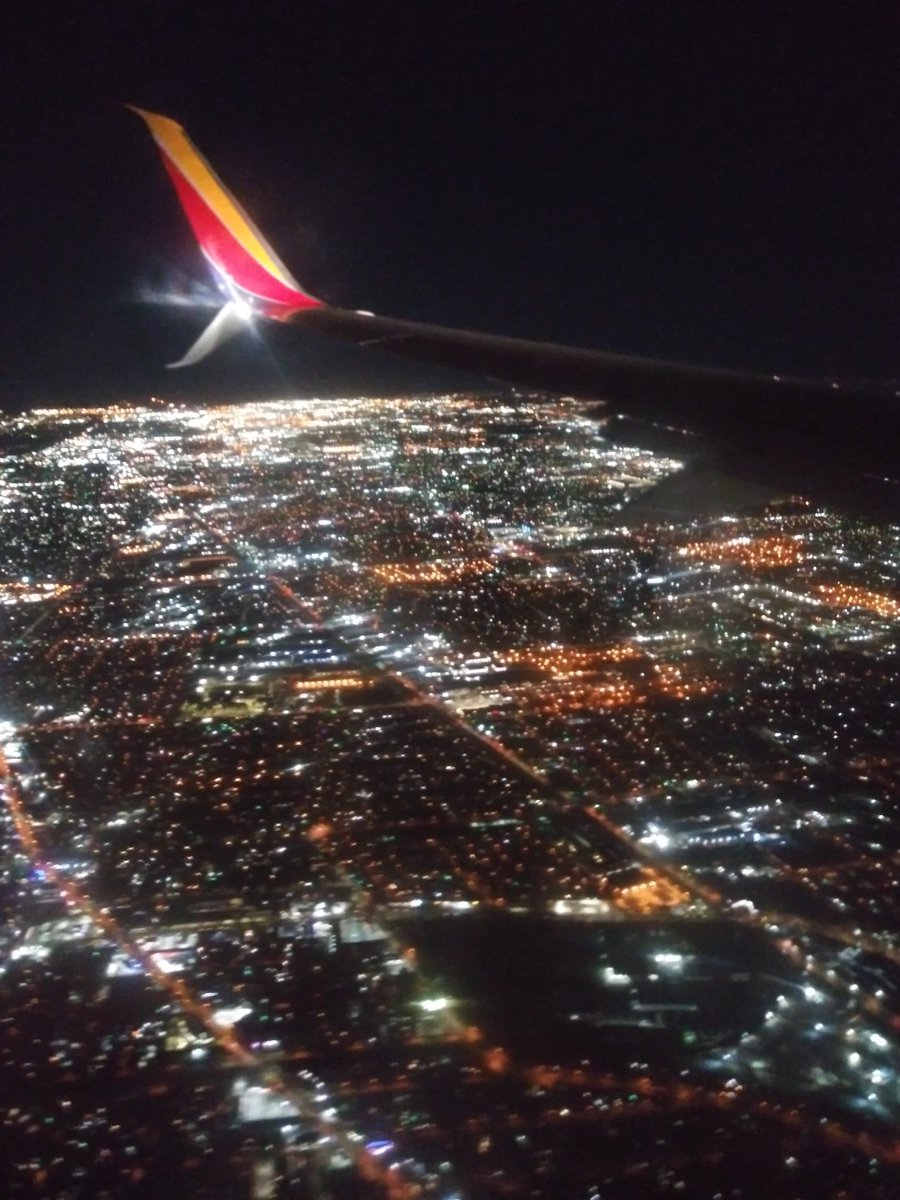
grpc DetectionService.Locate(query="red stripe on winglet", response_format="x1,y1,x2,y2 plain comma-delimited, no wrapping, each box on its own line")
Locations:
162,159,320,311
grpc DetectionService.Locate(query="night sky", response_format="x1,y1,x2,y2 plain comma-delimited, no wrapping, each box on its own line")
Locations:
4,2,899,411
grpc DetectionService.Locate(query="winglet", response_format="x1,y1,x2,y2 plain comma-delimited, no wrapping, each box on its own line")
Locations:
129,106,321,320
165,300,248,369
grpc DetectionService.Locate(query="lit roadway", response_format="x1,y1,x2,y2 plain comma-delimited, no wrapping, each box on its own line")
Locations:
12,520,898,1140
0,743,418,1200
5,550,900,1171
259,564,900,1038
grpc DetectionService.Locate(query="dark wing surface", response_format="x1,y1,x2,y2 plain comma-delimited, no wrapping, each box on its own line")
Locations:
132,108,900,519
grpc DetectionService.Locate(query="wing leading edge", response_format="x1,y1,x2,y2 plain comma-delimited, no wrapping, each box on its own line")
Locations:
131,108,900,518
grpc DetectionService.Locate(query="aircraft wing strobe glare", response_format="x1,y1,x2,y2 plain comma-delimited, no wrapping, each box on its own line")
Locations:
165,300,249,369
131,108,900,518
128,106,322,367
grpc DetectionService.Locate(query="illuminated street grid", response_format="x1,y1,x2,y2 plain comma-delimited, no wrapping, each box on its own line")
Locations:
1,394,899,1199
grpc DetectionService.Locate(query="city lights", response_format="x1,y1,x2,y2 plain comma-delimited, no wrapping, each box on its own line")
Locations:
0,392,898,1198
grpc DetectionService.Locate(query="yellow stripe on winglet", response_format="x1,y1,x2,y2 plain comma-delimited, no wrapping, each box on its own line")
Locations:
128,107,301,292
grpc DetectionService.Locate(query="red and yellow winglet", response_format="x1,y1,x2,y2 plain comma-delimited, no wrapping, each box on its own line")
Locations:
130,107,321,364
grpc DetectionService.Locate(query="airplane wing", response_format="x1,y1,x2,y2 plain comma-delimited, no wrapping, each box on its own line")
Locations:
131,108,900,518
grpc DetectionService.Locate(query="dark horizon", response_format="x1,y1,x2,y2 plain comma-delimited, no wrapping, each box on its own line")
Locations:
4,2,900,412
